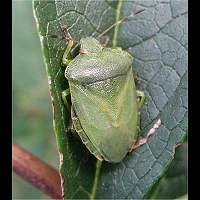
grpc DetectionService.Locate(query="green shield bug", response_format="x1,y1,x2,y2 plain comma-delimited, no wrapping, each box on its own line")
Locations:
53,10,161,163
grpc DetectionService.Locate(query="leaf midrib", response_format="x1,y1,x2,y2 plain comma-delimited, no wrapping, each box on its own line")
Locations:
90,0,123,198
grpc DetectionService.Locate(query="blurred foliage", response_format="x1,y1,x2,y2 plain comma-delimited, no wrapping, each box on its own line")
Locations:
155,142,188,199
147,141,188,199
13,1,59,199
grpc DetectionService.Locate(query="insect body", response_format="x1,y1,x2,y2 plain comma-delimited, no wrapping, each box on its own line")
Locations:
62,35,145,163
58,10,161,163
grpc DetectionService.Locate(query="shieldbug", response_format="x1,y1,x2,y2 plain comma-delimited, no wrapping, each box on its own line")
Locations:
52,10,161,163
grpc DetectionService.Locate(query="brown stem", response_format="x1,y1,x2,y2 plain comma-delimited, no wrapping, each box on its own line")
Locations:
12,143,62,199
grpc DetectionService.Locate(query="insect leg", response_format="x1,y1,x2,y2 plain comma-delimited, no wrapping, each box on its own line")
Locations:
61,26,74,66
48,27,74,65
134,75,142,85
64,119,76,133
62,88,71,113
136,90,145,108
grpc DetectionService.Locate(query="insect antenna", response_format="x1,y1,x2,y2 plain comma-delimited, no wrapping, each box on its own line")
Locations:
47,26,81,58
48,34,66,40
97,8,145,39
47,25,78,44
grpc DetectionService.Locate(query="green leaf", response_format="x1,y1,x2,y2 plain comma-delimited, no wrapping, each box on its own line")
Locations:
148,141,188,199
33,0,188,199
